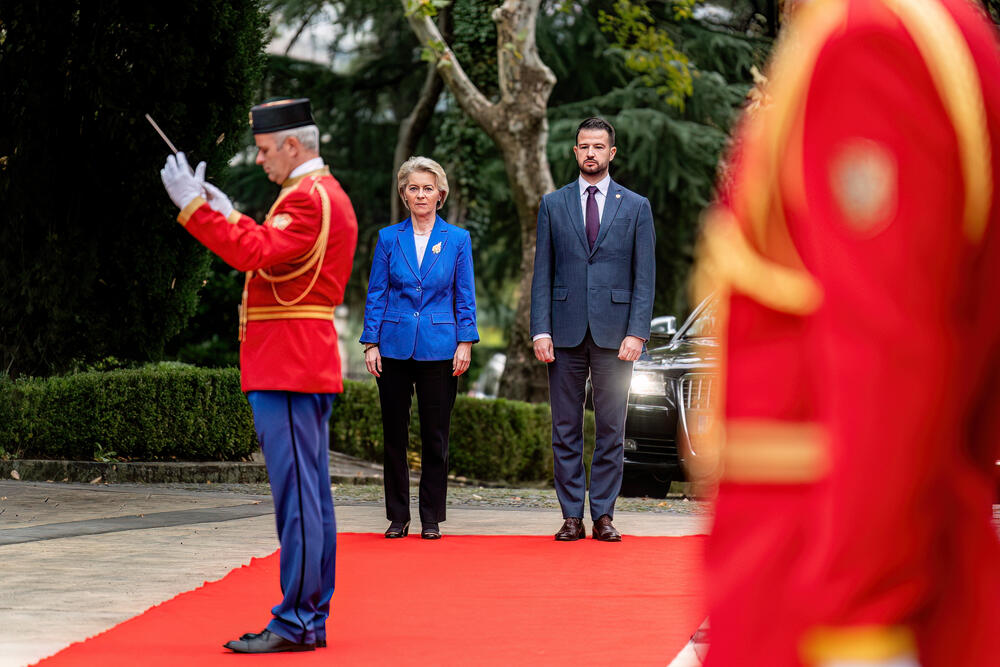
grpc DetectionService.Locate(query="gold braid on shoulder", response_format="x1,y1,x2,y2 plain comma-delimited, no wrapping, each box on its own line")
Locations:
239,178,332,340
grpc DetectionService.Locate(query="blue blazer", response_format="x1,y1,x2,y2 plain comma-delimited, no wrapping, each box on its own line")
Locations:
361,216,479,361
529,178,656,349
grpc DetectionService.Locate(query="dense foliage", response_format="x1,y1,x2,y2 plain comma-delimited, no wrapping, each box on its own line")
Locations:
181,0,775,370
0,1,268,376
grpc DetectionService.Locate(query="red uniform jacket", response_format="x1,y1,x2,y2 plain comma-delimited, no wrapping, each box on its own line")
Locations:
178,167,358,393
697,0,1000,663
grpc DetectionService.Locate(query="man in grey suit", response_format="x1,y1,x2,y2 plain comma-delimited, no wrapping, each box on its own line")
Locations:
530,117,655,542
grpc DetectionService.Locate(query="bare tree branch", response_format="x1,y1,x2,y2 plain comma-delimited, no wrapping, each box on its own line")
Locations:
283,6,322,57
401,0,558,401
391,7,452,223
402,3,497,134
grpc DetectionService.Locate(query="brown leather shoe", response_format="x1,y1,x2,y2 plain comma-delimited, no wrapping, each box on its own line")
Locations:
555,517,585,541
592,515,622,542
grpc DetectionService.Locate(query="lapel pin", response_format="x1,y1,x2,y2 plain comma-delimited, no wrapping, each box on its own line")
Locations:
432,242,442,254
616,193,621,199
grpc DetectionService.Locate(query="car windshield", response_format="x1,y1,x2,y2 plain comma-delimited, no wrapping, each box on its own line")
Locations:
679,299,719,340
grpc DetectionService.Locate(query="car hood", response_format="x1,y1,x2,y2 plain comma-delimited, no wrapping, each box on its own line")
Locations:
637,336,720,373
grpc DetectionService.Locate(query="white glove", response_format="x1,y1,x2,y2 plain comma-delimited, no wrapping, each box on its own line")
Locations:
160,152,206,209
203,181,234,218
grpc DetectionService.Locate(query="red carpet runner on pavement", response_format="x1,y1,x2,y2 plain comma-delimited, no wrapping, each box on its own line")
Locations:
36,533,705,666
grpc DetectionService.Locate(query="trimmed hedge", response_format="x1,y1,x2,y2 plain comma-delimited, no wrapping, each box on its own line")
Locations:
0,365,256,461
329,384,595,484
1,368,595,484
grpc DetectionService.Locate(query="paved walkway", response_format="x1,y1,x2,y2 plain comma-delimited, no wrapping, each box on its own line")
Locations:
0,480,707,667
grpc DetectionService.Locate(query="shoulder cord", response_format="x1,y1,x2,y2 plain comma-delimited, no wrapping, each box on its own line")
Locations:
238,180,332,340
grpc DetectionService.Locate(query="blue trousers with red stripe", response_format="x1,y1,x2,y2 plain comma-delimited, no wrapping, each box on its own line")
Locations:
247,391,337,645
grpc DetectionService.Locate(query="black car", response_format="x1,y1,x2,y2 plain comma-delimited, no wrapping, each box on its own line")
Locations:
620,297,719,497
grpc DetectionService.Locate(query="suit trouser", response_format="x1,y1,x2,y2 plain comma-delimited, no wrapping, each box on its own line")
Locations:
247,391,336,646
548,330,633,520
376,357,457,524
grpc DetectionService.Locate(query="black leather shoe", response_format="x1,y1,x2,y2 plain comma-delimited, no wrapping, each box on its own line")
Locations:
239,631,326,648
385,520,410,538
555,517,585,541
421,522,441,539
592,514,622,542
224,629,315,653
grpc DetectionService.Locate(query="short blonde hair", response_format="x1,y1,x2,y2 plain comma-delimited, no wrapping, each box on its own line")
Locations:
397,156,449,210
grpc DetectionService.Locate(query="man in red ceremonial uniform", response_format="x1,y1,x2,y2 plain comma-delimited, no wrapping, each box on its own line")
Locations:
695,0,1000,664
160,98,358,653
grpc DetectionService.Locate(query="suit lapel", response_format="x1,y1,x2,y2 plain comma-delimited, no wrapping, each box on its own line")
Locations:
419,216,448,280
562,183,590,253
396,218,421,280
590,179,624,256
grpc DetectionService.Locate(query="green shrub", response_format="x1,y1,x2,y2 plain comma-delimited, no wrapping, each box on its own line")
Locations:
0,370,597,483
0,367,257,461
331,379,595,485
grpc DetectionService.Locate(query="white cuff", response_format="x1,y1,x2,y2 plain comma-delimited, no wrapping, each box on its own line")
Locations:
532,333,552,342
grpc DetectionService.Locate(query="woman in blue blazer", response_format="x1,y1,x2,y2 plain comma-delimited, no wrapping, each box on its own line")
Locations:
360,156,479,540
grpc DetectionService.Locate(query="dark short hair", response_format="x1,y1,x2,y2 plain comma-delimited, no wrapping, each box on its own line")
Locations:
575,117,615,147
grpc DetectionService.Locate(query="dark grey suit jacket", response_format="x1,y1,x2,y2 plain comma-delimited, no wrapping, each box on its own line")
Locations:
529,178,656,349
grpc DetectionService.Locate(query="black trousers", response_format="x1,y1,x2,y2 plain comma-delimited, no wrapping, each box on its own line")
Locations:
376,357,457,524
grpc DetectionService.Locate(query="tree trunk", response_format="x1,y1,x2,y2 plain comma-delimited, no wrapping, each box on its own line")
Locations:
402,0,556,402
391,7,451,224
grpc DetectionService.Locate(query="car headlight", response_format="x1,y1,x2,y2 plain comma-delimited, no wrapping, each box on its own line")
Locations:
629,371,666,396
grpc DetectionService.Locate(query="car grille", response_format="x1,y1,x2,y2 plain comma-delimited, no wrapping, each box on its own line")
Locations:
679,373,717,410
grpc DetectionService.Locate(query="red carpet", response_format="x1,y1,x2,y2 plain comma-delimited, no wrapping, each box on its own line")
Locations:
36,533,705,666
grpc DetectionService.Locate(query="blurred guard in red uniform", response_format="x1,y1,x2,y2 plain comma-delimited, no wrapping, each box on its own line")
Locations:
160,98,358,654
694,0,1000,664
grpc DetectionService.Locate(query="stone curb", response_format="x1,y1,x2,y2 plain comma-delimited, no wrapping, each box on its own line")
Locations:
0,459,386,486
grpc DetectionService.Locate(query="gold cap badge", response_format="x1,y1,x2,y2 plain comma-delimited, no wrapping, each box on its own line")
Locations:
830,139,897,236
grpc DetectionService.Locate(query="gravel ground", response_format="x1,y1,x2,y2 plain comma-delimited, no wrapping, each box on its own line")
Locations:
144,481,711,516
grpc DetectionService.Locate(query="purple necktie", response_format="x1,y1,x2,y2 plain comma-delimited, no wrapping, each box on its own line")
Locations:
585,185,600,250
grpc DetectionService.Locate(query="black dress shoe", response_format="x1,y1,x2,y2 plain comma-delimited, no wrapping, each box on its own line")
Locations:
592,514,622,542
385,520,410,538
421,522,441,539
224,629,315,653
238,631,326,648
555,517,585,541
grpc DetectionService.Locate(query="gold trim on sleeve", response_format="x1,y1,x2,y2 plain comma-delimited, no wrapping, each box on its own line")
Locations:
280,166,331,190
721,419,830,484
227,210,243,225
177,197,207,227
880,0,991,242
737,0,850,252
245,305,334,322
801,625,917,663
697,207,823,316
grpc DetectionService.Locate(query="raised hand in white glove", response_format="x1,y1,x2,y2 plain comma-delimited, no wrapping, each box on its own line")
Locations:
160,152,206,210
203,181,234,218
